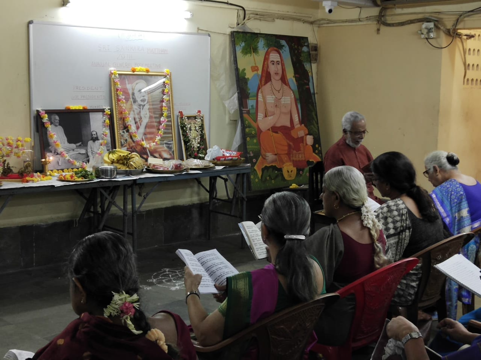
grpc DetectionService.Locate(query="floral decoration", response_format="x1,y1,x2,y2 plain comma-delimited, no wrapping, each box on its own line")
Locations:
131,67,150,73
65,106,88,110
0,136,32,159
110,68,171,150
179,110,207,159
103,291,142,335
37,108,112,168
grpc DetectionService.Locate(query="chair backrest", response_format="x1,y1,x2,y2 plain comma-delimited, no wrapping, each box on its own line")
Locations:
410,232,473,309
308,161,325,209
194,293,339,359
338,258,419,350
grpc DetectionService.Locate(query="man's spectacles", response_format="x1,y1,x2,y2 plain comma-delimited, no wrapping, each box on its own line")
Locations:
423,169,431,178
347,130,368,136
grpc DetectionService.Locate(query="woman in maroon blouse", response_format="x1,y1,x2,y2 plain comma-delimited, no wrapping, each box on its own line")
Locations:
306,165,389,345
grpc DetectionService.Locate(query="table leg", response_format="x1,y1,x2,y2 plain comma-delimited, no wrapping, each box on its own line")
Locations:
123,185,128,240
207,176,216,241
131,184,137,252
241,172,247,249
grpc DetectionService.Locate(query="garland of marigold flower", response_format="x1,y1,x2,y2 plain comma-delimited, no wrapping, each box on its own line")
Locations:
110,68,170,150
0,136,32,159
37,108,111,168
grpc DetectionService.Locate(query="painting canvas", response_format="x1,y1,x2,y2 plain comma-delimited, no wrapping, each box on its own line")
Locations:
111,71,177,161
37,109,113,171
232,32,323,191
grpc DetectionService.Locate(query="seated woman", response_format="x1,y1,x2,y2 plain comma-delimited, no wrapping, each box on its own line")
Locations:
424,151,481,318
306,166,389,345
372,151,445,306
183,191,325,350
387,315,481,360
32,231,196,360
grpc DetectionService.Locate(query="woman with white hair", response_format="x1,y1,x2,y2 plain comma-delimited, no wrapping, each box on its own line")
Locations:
424,151,481,318
306,165,389,345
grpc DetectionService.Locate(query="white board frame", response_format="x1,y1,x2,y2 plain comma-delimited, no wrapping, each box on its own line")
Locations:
28,21,211,165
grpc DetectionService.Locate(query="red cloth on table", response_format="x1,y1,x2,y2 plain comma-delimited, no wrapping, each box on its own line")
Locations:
324,137,380,203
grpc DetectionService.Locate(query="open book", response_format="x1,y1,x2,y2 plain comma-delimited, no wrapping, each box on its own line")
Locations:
176,249,238,294
238,221,267,260
434,254,481,297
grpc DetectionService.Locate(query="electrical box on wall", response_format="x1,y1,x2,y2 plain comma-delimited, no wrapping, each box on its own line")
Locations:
419,22,436,39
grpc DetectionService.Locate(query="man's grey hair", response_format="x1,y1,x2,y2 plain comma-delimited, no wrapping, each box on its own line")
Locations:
342,111,365,131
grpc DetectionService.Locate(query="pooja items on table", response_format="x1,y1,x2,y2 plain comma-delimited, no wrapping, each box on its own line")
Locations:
104,150,145,171
147,159,185,171
183,158,213,169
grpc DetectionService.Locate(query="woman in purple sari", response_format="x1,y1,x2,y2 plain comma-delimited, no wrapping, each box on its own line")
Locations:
183,192,326,352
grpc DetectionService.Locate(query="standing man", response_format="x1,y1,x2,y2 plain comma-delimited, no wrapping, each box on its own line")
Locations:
324,111,380,202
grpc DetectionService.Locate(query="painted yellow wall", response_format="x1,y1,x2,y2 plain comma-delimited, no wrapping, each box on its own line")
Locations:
439,30,481,180
317,5,481,191
0,0,319,227
317,23,443,190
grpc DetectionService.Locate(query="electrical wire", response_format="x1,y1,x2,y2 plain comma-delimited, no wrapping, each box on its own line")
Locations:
425,36,456,49
199,0,246,24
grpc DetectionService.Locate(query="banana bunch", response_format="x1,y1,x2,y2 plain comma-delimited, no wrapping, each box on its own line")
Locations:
104,150,145,170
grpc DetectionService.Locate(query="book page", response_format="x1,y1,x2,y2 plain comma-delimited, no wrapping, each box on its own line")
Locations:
238,221,267,260
434,254,481,297
175,249,217,294
195,249,239,288
365,197,381,213
4,349,35,360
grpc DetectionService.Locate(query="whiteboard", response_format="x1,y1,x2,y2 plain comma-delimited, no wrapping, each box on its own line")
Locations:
28,21,210,165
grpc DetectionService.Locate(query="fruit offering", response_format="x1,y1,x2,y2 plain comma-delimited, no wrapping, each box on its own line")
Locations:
104,150,144,170
58,169,95,181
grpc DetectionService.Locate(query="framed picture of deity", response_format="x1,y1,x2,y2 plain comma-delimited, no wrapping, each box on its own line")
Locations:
178,111,209,160
36,109,114,171
231,32,323,191
110,70,178,161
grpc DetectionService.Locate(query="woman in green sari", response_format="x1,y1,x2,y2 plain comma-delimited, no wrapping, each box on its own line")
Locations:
183,191,325,349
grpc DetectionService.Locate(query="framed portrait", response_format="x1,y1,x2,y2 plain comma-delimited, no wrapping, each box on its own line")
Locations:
110,71,177,161
37,109,114,171
178,113,209,160
232,32,323,191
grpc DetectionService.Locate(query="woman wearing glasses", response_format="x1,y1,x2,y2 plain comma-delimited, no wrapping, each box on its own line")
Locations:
371,151,445,307
424,151,481,319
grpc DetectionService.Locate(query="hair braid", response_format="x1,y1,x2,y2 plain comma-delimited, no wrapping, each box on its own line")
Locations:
361,204,390,269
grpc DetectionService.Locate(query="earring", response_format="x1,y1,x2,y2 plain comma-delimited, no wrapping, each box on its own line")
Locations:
334,204,339,210
81,298,85,304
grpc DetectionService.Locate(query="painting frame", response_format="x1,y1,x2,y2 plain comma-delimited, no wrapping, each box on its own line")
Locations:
231,32,323,191
36,109,114,171
178,113,209,160
110,71,178,161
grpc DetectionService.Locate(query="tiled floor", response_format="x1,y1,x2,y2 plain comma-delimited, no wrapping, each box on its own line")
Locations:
0,234,265,357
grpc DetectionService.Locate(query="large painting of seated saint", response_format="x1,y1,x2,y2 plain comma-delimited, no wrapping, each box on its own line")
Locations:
232,32,323,191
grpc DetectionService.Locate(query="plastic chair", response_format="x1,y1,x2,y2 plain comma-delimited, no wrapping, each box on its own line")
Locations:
393,232,474,324
194,293,339,360
311,258,419,360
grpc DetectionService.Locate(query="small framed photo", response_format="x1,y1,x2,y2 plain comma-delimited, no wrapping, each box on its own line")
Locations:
110,71,177,161
37,109,114,170
179,112,208,160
